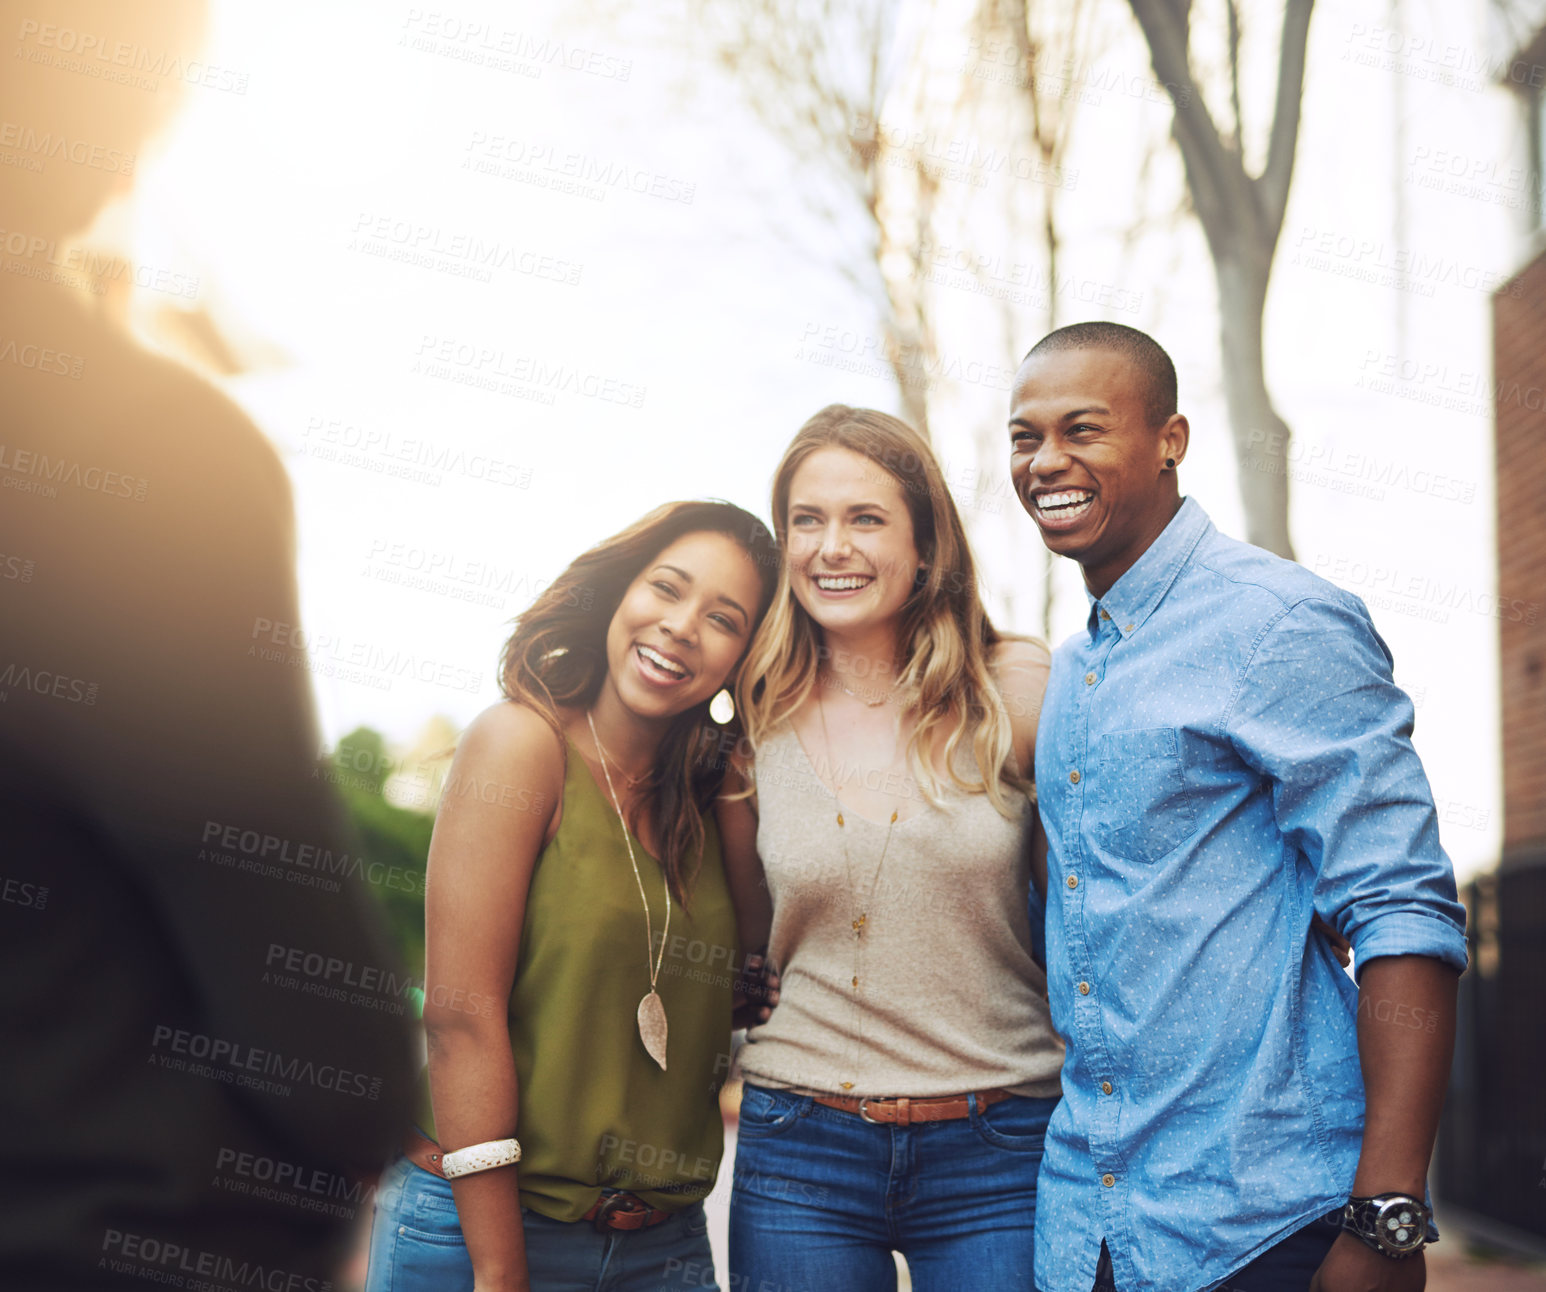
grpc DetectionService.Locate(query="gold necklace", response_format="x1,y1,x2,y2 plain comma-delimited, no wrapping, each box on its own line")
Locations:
815,689,899,1092
586,710,671,1071
828,672,896,708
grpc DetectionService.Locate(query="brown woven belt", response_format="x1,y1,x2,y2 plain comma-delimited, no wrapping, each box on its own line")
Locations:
402,1128,672,1232
812,1087,1014,1125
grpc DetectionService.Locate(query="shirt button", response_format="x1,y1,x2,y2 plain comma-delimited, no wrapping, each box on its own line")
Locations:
1102,1173,1116,1188
1078,981,1091,995
1069,770,1081,784
1066,875,1079,889
1123,624,1134,632
1101,1081,1113,1095
1098,608,1111,621
1084,672,1096,685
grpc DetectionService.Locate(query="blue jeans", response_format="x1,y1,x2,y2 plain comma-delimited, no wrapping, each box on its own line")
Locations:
364,1155,719,1292
729,1084,1058,1292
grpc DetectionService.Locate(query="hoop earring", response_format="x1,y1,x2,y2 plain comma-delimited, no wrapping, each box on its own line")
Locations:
709,689,736,725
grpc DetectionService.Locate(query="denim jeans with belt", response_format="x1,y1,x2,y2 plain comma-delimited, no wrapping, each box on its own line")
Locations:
364,1155,718,1292
729,1083,1058,1292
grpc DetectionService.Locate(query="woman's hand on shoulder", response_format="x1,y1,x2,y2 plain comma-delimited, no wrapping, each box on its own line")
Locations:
991,637,1052,776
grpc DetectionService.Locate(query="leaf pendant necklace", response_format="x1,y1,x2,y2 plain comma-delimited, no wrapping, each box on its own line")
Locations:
587,710,670,1071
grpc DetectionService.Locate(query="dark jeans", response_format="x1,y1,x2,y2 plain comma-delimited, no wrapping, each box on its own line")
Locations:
1092,1212,1342,1292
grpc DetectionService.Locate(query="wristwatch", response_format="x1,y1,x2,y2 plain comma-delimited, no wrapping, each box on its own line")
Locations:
1341,1193,1431,1259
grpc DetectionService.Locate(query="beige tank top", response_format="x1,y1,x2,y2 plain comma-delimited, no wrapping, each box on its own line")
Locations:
737,723,1064,1099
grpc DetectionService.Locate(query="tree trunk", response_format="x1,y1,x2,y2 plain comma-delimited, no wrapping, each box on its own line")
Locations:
1042,189,1059,639
1214,253,1295,559
887,326,930,439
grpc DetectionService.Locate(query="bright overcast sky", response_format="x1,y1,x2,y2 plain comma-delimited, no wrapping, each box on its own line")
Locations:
113,0,1530,880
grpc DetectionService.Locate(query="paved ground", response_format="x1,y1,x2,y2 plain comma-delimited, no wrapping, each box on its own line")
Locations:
1425,1221,1546,1292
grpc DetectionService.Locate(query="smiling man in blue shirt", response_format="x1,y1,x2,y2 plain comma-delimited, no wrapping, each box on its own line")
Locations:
1009,322,1468,1292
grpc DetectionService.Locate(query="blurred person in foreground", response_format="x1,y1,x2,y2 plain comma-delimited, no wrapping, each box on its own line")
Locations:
0,2,415,1287
1010,322,1466,1292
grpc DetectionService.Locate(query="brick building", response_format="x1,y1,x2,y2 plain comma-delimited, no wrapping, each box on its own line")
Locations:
1433,11,1546,1245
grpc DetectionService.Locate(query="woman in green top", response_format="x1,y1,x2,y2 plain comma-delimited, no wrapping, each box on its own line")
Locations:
365,500,779,1292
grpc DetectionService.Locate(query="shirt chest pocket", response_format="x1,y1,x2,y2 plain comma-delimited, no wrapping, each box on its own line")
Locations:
1088,727,1199,864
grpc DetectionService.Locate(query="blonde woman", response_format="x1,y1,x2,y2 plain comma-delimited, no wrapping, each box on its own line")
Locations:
718,407,1062,1291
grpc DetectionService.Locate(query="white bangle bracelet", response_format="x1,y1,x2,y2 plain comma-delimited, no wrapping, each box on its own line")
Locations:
440,1137,522,1178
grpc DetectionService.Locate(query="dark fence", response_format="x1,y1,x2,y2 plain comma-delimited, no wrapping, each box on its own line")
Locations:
1435,860,1546,1239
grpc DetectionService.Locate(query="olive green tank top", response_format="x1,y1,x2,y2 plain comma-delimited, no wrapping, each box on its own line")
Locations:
415,735,739,1221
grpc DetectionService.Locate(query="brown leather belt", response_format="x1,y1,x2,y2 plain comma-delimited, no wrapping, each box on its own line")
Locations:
402,1128,672,1233
580,1192,673,1232
403,1126,453,1178
812,1087,1014,1125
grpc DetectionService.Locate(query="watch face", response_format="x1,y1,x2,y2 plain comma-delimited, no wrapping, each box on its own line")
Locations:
1374,1197,1426,1253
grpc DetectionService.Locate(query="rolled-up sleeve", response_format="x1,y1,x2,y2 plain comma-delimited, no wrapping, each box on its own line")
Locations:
1223,595,1468,978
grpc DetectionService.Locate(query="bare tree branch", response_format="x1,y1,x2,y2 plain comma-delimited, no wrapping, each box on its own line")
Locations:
1126,0,1237,248
692,0,935,436
1258,0,1314,237
1226,0,1243,154
1126,0,1316,558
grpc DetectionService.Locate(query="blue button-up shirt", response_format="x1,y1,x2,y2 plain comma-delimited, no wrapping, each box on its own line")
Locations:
1032,497,1468,1292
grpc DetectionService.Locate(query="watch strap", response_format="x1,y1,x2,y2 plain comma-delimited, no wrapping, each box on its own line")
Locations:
1342,1193,1429,1259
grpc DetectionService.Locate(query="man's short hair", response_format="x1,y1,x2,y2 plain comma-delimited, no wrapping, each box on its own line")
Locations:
1021,322,1178,428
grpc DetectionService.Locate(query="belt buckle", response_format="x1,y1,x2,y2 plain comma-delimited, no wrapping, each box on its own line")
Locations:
591,1191,642,1233
857,1097,883,1125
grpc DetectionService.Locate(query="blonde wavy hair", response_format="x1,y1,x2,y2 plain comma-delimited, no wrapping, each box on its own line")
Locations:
738,405,1029,815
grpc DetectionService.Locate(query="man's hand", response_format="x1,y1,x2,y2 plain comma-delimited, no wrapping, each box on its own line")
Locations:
1309,1231,1425,1292
731,953,781,1030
